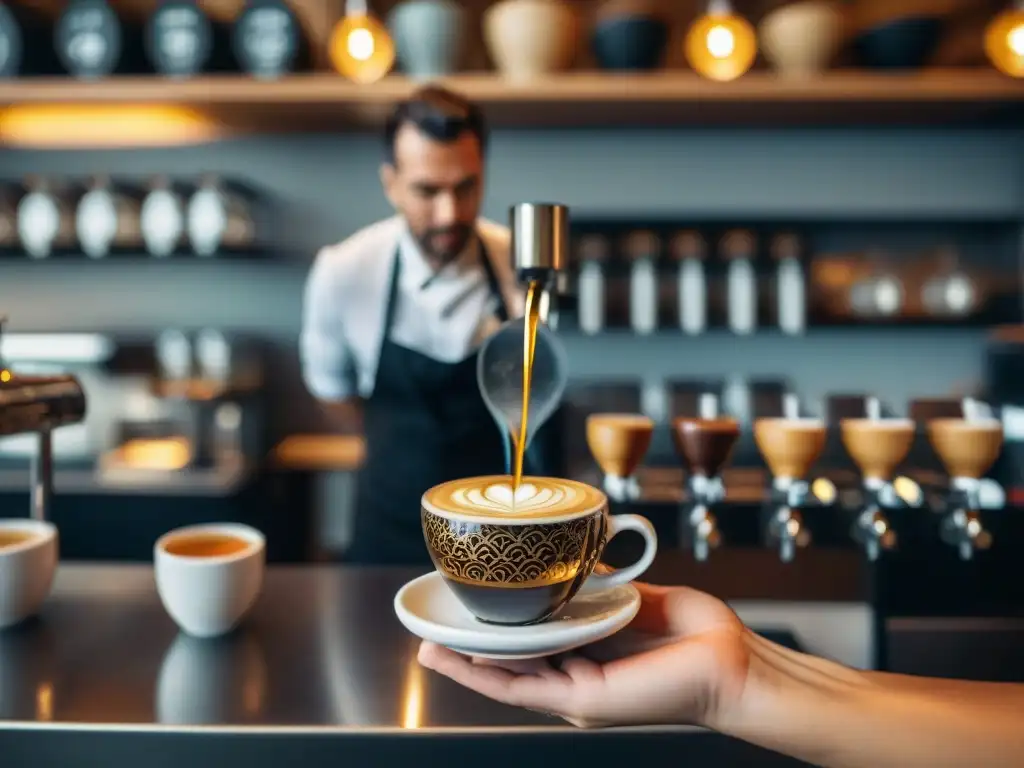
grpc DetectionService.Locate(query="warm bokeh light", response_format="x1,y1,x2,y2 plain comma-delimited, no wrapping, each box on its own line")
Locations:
0,105,223,148
685,1,757,82
36,682,53,721
811,478,837,505
0,370,11,384
400,655,425,729
117,438,192,471
985,3,1024,77
329,12,395,85
893,476,923,507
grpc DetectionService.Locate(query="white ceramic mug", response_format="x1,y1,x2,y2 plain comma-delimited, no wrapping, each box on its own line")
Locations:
155,523,265,638
0,519,58,630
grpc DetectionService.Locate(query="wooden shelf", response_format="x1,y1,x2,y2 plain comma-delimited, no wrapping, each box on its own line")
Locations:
1,69,1023,131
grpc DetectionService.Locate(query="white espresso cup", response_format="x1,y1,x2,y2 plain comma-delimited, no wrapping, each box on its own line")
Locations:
0,519,58,630
155,523,265,638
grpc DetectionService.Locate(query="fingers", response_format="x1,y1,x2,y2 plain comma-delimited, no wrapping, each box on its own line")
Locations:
417,642,568,711
472,655,565,682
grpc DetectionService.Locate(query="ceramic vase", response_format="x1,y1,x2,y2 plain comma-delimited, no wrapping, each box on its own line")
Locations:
853,15,943,69
388,0,464,79
591,0,668,71
759,1,842,77
484,0,577,80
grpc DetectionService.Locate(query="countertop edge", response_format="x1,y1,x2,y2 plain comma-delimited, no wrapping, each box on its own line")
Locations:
0,722,708,735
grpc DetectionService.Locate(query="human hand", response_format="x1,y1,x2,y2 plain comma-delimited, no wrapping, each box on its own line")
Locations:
417,582,755,729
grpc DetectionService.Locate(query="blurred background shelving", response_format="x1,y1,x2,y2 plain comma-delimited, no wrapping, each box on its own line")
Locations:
0,70,1023,130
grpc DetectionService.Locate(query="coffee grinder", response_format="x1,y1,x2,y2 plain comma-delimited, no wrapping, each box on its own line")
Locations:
753,417,835,563
840,417,923,561
0,316,88,522
585,413,654,506
926,415,1004,561
671,397,740,562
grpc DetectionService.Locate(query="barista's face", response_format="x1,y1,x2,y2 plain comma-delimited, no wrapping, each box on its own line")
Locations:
381,123,484,266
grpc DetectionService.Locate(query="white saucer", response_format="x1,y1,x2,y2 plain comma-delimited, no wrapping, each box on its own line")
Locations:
393,571,640,660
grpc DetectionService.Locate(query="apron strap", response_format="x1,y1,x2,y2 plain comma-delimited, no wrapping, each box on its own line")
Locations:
379,229,510,349
477,237,511,323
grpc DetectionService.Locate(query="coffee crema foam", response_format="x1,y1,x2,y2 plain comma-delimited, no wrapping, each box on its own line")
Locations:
423,475,606,522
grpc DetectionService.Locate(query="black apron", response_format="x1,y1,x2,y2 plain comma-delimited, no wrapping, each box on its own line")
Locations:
346,238,513,566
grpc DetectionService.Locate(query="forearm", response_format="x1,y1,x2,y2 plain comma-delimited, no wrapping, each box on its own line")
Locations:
715,630,1024,768
864,668,1024,705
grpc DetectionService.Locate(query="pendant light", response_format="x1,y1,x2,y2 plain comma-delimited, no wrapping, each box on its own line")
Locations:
328,0,395,84
684,0,757,82
985,1,1024,77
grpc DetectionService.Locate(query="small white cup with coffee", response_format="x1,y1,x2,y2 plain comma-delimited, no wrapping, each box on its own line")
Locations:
155,523,265,638
0,519,58,630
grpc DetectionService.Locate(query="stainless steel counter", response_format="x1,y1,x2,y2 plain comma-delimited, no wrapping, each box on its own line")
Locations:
0,456,253,497
0,565,816,767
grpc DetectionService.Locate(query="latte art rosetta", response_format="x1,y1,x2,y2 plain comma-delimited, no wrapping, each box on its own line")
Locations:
423,475,606,521
452,482,573,515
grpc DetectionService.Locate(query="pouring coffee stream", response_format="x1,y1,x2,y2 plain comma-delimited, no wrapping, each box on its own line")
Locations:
478,202,569,508
512,279,543,492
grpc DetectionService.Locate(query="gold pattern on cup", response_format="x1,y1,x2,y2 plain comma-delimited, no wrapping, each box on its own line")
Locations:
585,413,654,478
927,418,1004,480
420,476,611,625
840,418,915,482
754,418,827,479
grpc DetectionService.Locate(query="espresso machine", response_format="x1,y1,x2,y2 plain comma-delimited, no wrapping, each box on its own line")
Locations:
865,339,1024,681
510,202,570,324
0,317,88,522
753,417,835,563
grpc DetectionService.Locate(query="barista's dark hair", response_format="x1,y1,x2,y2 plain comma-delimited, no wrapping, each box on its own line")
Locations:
384,86,488,166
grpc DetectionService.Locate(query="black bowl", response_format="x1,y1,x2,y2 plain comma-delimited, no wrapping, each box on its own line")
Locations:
853,16,943,70
592,15,669,71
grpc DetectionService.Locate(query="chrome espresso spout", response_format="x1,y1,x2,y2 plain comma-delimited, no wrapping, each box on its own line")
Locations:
510,202,569,323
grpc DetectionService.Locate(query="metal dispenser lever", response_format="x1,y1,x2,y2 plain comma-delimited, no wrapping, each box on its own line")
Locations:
510,202,569,324
0,317,88,521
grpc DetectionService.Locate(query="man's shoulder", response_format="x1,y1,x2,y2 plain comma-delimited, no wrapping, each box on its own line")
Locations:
477,217,510,256
314,216,403,280
476,217,523,315
477,217,513,280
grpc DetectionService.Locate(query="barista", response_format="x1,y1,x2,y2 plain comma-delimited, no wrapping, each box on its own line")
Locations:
301,86,553,566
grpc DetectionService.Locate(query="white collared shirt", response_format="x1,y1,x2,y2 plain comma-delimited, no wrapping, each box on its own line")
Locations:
301,215,524,401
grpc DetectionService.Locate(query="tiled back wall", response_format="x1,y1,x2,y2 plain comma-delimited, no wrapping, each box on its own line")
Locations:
0,129,1020,434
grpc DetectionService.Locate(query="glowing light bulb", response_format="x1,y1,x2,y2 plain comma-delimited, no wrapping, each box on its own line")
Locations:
1010,25,1024,56
685,1,757,82
985,3,1024,77
706,25,735,59
329,12,395,84
347,28,375,61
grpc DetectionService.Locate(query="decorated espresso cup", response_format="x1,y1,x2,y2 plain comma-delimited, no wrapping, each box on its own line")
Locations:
421,475,658,625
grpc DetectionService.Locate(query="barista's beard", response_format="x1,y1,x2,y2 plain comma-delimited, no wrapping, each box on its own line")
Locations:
417,224,474,269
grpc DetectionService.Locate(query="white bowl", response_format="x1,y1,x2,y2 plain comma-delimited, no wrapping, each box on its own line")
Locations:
760,1,842,77
155,523,265,639
0,519,58,630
